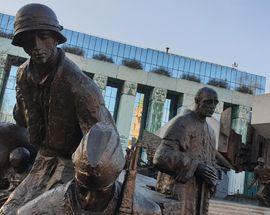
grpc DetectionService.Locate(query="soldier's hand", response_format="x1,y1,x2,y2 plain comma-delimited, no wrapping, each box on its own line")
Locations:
196,163,218,188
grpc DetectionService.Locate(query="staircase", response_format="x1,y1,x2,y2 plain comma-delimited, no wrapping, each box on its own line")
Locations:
209,200,270,215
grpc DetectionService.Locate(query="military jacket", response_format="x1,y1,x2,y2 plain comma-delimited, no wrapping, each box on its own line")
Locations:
14,49,114,158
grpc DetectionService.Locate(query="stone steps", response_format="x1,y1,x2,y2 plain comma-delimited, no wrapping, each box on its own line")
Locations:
209,200,270,215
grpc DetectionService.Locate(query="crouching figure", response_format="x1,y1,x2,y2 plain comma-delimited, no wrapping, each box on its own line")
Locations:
17,122,161,215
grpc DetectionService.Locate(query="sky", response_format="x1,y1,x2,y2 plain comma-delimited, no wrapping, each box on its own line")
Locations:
0,0,269,92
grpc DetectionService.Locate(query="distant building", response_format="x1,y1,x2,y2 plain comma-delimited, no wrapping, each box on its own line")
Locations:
0,12,267,198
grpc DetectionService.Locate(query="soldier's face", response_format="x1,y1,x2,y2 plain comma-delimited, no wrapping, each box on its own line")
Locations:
21,30,58,64
197,93,218,118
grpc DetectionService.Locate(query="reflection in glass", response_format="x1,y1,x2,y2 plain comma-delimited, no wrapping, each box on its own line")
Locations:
151,51,158,65
123,45,131,59
0,66,17,123
0,12,266,95
112,42,119,55
104,86,118,120
77,33,84,47
130,46,136,59
168,55,174,69
189,60,195,73
129,92,144,141
70,31,79,46
162,99,171,126
94,38,102,52
184,59,190,72
100,39,108,53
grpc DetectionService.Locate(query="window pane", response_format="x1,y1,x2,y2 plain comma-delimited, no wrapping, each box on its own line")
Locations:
94,38,102,52
83,35,91,49
106,41,113,54
77,33,84,47
123,45,131,59
162,99,171,126
141,49,147,63
0,14,8,31
146,49,153,63
130,46,136,59
184,59,190,72
89,36,96,50
162,54,169,68
134,47,142,61
118,44,125,56
178,57,185,72
168,55,174,69
104,86,118,120
112,42,119,55
7,16,14,33
70,31,79,46
226,67,232,81
190,60,195,73
220,66,226,80
200,62,206,76
130,92,145,141
100,39,108,53
157,51,164,66
210,64,216,78
231,69,237,83
152,50,158,65
0,65,18,123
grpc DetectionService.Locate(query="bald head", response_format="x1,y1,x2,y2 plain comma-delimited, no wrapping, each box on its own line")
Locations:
194,87,219,119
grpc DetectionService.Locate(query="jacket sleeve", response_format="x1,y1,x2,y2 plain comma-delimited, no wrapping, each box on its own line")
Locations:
74,78,115,134
153,120,198,183
13,68,27,128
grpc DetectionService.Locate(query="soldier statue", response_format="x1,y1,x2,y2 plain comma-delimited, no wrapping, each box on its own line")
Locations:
0,147,32,207
153,87,219,215
249,157,270,207
0,4,114,214
17,122,162,215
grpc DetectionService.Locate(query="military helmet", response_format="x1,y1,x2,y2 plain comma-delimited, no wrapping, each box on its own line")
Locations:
9,147,30,169
257,157,265,164
12,3,67,47
72,122,125,190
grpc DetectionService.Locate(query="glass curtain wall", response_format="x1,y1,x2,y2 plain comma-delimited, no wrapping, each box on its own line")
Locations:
0,12,266,95
0,65,17,123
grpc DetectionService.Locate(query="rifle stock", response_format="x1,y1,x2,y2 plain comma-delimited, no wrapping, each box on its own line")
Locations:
119,138,142,214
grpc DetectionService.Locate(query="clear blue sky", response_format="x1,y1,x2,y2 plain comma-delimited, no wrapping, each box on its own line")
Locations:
1,0,269,92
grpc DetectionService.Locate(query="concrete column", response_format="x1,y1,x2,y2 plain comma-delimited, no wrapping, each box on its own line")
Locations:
116,81,137,150
212,101,224,122
145,87,167,133
0,52,7,91
93,74,108,93
177,93,195,116
228,105,252,195
232,105,251,144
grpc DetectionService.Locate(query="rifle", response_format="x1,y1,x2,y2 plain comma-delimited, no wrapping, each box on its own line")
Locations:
119,138,142,215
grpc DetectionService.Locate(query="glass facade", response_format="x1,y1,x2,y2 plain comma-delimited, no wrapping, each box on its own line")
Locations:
129,92,145,142
162,99,171,126
103,85,118,120
0,12,266,95
0,65,17,123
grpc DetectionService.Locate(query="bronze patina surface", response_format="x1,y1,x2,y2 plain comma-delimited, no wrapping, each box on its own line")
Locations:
0,4,114,215
17,123,162,215
153,87,219,215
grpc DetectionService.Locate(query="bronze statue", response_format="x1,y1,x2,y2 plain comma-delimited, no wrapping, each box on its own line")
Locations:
0,122,32,198
0,122,29,173
249,157,270,207
153,87,219,215
17,122,162,215
0,4,114,214
0,147,32,207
